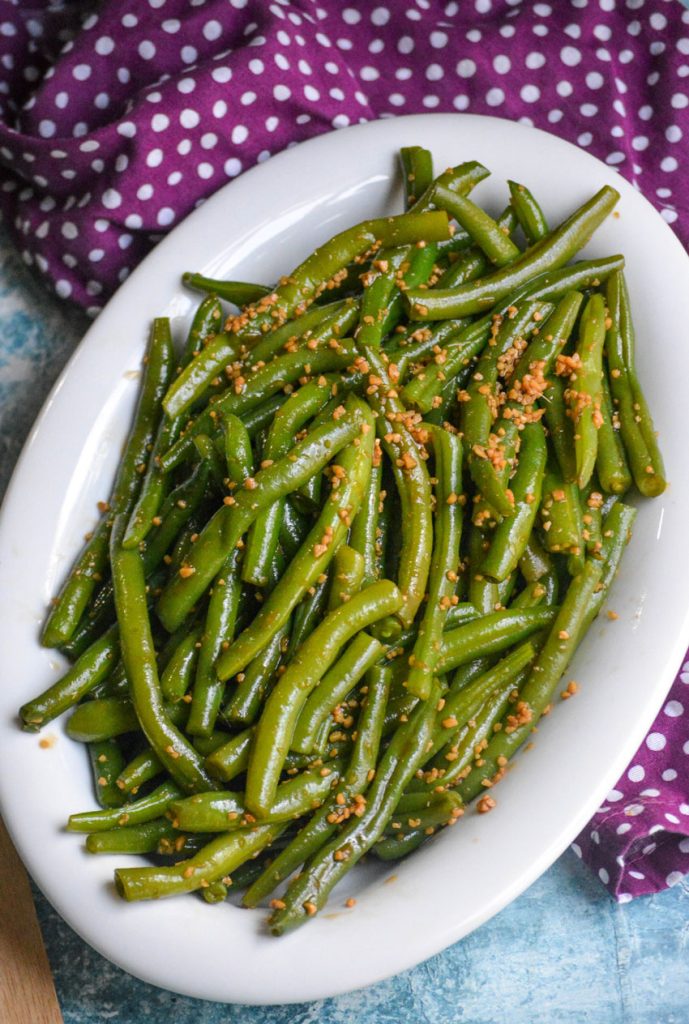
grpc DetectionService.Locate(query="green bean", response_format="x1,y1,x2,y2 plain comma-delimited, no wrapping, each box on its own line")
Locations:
20,624,119,729
435,249,489,290
171,763,344,833
66,697,139,742
437,607,557,675
291,632,384,753
400,146,434,207
371,829,429,861
42,318,174,647
268,679,440,933
327,544,365,610
186,549,242,737
509,291,583,385
585,502,637,626
605,272,666,496
406,427,463,699
244,663,391,907
181,273,271,306
223,624,288,726
116,748,163,796
538,461,583,558
404,186,619,320
68,779,182,833
403,258,623,414
542,374,576,482
570,293,606,489
286,572,331,660
508,180,549,245
159,626,202,702
228,210,450,345
596,369,632,495
215,416,375,679
246,580,402,815
480,423,548,582
349,455,382,585
111,517,217,793
433,185,521,267
458,558,605,805
85,818,179,855
88,739,127,809
361,345,432,635
385,790,463,836
115,823,285,901
186,417,254,736
161,337,359,471
157,396,372,632
243,377,334,587
413,678,517,796
463,301,548,516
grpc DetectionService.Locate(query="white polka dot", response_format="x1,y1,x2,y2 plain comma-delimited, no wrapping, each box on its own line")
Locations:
177,139,192,156
629,870,645,880
117,121,137,138
452,94,469,111
493,54,511,74
138,40,156,60
457,58,476,77
61,222,78,240
102,188,122,210
265,115,279,132
631,136,648,151
167,171,182,186
598,867,610,884
521,84,540,102
146,148,163,168
586,71,604,89
486,87,504,106
397,35,414,54
73,64,92,81
671,93,688,110
180,108,200,129
571,842,582,858
645,732,667,752
361,66,380,81
617,822,632,835
426,63,444,81
304,84,320,101
197,162,214,179
342,7,360,24
663,769,678,782
156,207,174,227
667,871,685,889
679,838,689,853
95,36,115,56
590,830,600,845
55,279,72,299
556,80,573,97
593,24,611,41
162,19,180,33
618,893,632,904
561,46,582,67
38,120,56,138
430,30,448,48
200,132,217,150
211,67,232,84
548,109,563,123
388,93,405,107
273,84,291,101
181,46,197,64
422,95,439,109
137,184,154,200
664,700,684,717
224,158,242,177
607,789,624,803
525,51,546,69
661,157,678,173
371,6,390,25
88,249,104,263
151,113,169,132
203,19,222,41
231,125,248,145
666,125,683,144
666,813,681,825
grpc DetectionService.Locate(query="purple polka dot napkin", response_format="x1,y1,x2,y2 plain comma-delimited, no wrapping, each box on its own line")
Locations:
1,0,688,901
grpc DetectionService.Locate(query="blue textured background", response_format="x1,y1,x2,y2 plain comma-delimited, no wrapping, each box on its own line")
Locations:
2,230,688,1022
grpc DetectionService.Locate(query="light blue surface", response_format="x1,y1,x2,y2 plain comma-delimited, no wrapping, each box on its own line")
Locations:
2,231,688,1023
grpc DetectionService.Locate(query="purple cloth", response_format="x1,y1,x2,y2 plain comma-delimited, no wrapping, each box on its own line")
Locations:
1,0,688,901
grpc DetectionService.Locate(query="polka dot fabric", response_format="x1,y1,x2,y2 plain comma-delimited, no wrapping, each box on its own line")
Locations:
0,0,688,900
576,664,689,901
0,0,687,314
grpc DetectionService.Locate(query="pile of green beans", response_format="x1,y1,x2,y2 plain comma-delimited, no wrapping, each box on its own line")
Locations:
22,150,665,935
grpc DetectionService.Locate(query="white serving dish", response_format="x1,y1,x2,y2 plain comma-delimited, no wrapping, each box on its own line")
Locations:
0,114,687,1005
